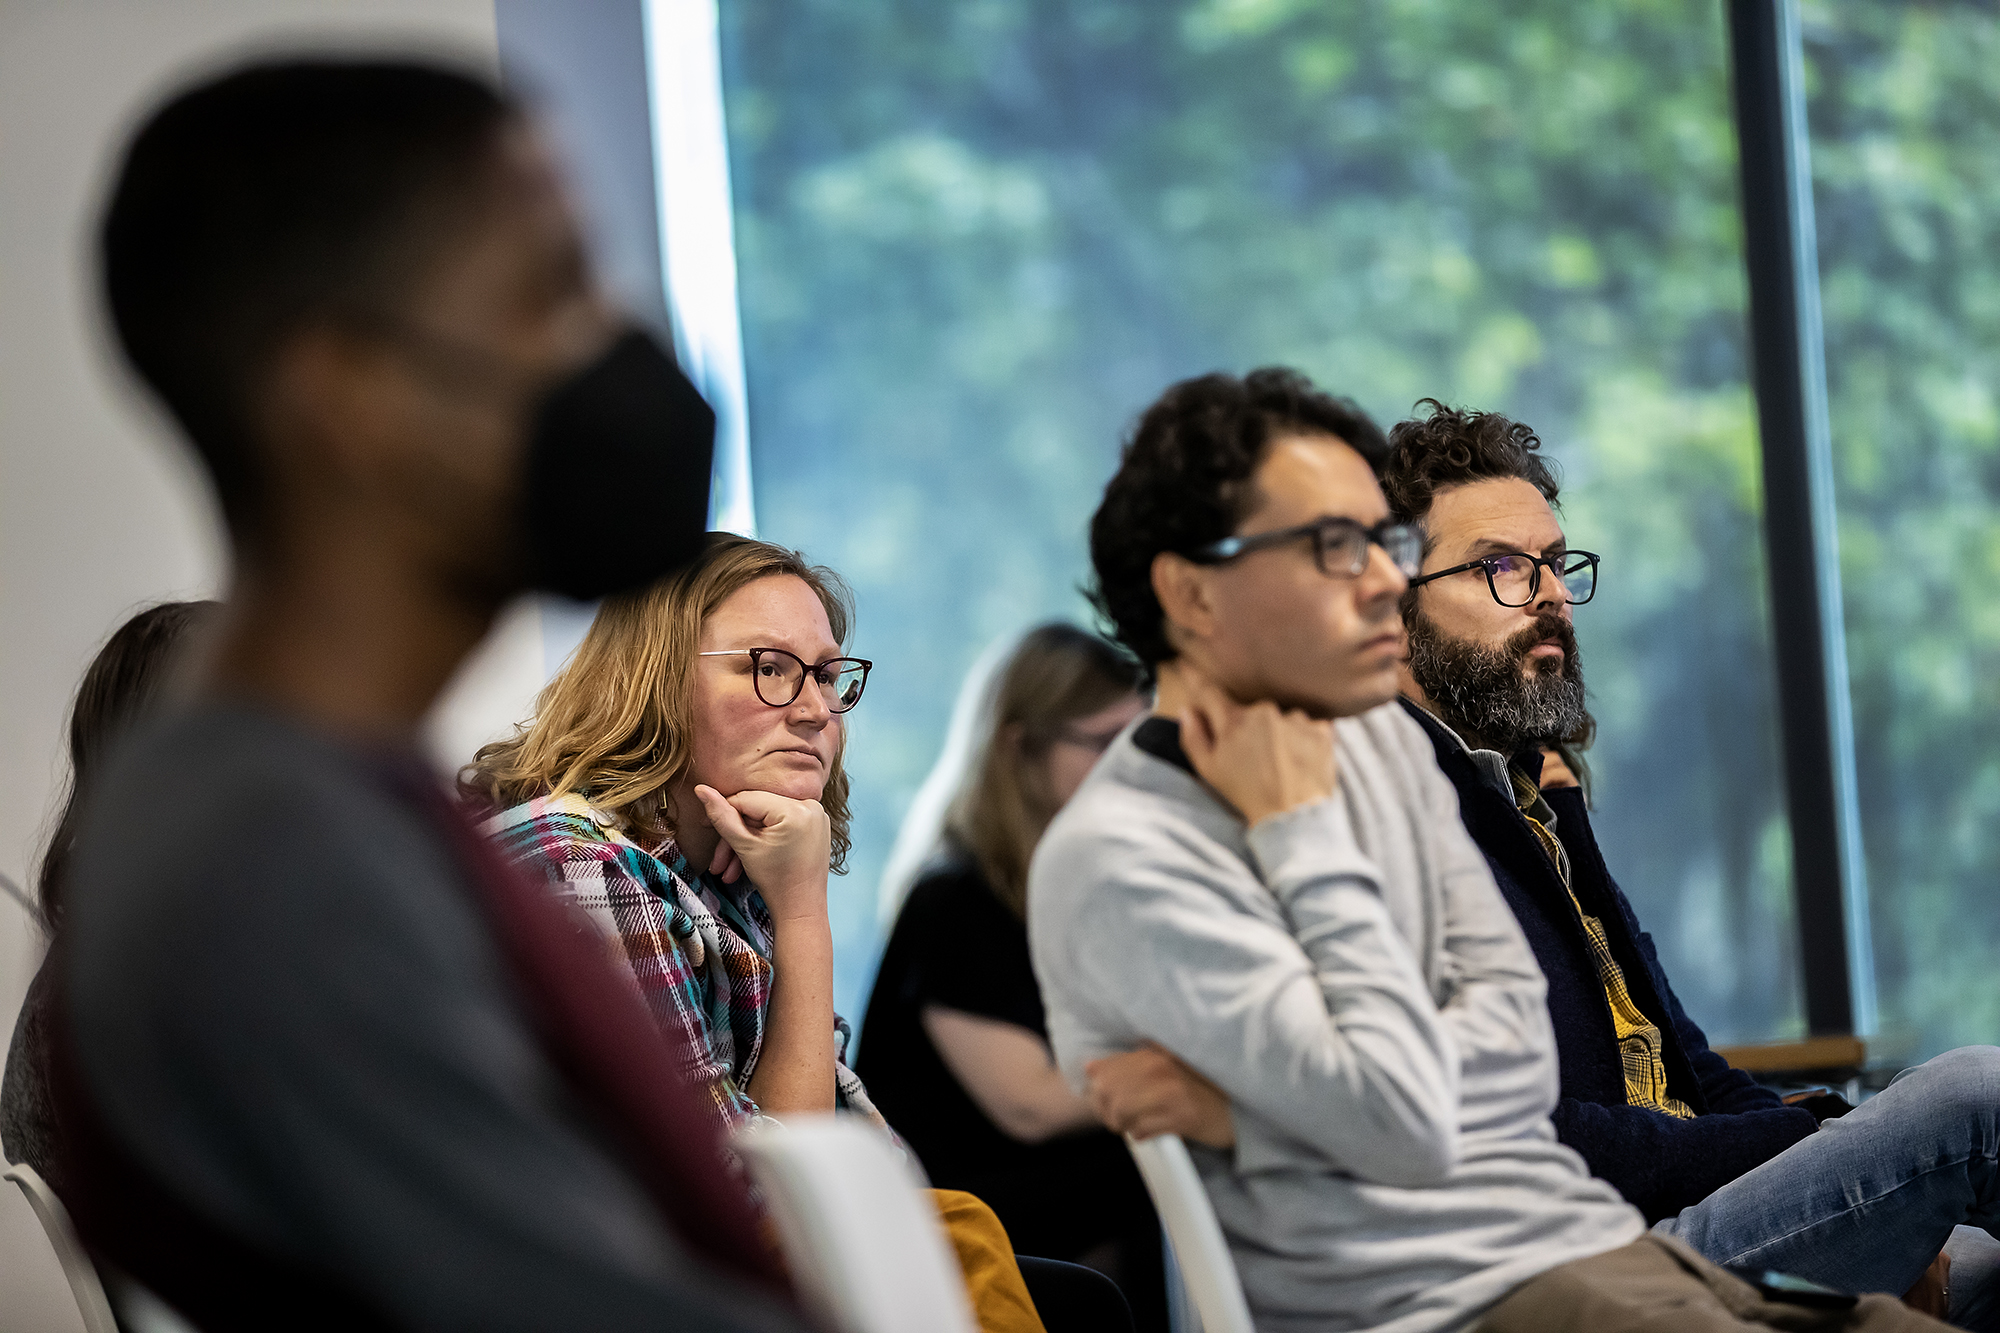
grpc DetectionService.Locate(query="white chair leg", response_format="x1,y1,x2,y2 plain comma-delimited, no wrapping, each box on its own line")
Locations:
1124,1135,1255,1333
5,1163,119,1333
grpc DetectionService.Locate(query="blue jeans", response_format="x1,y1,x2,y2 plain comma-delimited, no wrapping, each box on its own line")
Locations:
1654,1046,2000,1330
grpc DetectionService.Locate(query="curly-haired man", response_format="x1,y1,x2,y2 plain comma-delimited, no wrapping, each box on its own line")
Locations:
1033,368,1948,1332
1384,399,2000,1328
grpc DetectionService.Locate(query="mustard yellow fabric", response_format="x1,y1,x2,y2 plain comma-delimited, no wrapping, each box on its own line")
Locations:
931,1188,1048,1333
1512,769,1695,1121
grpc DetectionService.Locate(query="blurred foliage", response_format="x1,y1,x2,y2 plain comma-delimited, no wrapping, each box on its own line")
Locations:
713,0,1932,1043
1807,1,2000,1059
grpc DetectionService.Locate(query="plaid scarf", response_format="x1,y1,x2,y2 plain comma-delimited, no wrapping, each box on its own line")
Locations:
483,792,880,1131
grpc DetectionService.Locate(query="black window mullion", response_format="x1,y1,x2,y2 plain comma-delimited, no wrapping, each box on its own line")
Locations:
1725,0,1876,1039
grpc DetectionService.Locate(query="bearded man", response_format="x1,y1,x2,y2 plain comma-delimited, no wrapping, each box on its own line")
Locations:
1383,400,2000,1329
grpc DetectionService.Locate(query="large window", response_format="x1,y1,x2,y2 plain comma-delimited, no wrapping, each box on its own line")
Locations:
719,0,1803,1039
1808,1,2000,1061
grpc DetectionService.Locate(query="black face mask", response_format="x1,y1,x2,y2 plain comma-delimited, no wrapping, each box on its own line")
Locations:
519,329,715,600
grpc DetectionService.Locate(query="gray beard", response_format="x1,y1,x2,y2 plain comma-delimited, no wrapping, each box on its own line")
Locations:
1405,610,1587,756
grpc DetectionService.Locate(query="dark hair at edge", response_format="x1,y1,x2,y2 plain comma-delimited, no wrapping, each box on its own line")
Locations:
1088,367,1389,679
1381,398,1562,553
100,59,515,545
1383,399,1595,782
37,600,222,929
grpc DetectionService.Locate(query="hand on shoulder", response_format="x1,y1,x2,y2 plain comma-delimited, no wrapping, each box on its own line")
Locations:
1539,747,1581,790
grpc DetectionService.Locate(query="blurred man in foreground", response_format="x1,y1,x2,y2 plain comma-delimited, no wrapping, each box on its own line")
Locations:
1385,400,2000,1327
1036,367,1950,1330
54,59,802,1331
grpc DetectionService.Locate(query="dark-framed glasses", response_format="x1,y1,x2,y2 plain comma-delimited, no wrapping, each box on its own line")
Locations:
1406,550,1600,607
1190,517,1424,579
697,647,873,712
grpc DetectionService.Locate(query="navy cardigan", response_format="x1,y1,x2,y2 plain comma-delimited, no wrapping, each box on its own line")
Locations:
1401,700,1817,1223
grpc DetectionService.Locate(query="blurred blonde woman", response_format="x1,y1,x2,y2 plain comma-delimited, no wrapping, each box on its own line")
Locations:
859,623,1165,1332
463,535,1056,1333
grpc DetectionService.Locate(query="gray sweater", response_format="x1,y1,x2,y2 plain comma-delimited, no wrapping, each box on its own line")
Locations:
1028,705,1644,1333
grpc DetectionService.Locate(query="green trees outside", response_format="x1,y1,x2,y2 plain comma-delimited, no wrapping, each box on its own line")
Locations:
719,0,1994,1057
1808,2,2000,1059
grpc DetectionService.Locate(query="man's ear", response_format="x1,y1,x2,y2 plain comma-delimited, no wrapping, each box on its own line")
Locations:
259,326,415,493
1151,550,1216,651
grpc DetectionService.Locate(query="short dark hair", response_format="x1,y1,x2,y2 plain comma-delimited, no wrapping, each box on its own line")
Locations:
1381,399,1561,548
1088,367,1389,673
101,59,515,540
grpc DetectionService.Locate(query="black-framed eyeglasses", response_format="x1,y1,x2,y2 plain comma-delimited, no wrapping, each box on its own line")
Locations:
1406,550,1600,607
1190,517,1424,579
696,648,874,712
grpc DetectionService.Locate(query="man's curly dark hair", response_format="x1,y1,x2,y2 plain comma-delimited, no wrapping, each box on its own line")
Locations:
1088,367,1388,675
1381,399,1561,550
1384,399,1595,778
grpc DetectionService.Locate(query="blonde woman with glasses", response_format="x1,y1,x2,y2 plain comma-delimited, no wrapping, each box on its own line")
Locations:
462,534,1058,1333
467,534,871,1127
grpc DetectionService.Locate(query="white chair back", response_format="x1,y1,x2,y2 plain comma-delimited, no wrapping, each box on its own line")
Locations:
734,1115,977,1333
5,1162,119,1333
1124,1134,1255,1333
3,1164,201,1333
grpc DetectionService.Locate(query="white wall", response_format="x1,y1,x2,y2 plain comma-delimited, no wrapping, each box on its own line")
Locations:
0,4,535,1324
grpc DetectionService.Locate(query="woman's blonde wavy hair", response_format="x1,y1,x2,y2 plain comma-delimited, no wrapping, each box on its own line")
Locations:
462,533,856,871
945,623,1143,918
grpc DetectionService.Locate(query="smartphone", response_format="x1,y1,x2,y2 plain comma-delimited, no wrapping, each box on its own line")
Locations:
1730,1268,1859,1310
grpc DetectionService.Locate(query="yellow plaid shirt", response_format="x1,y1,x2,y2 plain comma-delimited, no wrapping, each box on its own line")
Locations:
1511,768,1695,1120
